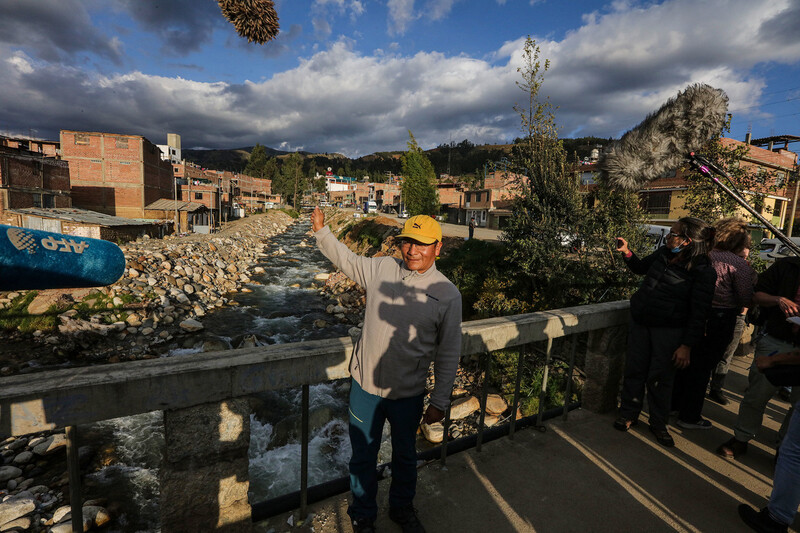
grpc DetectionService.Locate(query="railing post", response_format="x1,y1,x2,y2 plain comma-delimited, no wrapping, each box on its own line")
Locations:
300,384,310,518
65,425,82,533
536,337,553,428
582,324,629,413
563,334,578,421
160,398,252,532
440,404,451,465
509,346,526,440
476,352,490,453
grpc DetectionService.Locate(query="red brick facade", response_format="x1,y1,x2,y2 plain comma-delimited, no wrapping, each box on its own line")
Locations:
61,130,175,218
0,146,71,220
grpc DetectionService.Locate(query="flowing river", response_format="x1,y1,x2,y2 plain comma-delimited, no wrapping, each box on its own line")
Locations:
86,218,362,532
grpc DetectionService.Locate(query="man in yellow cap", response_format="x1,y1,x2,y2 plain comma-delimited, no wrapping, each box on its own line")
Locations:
311,207,462,533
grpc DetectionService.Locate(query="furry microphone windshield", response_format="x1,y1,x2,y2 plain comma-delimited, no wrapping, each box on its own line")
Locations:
218,0,279,44
598,83,729,190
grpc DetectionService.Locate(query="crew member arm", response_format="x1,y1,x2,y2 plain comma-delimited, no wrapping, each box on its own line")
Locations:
757,350,800,370
624,249,661,276
428,294,463,411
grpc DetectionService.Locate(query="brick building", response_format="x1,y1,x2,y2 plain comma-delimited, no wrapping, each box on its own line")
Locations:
0,139,71,223
1,135,60,158
463,170,523,229
60,130,175,219
635,136,797,234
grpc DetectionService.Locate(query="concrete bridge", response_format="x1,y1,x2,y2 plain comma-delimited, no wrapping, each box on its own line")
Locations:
1,301,795,532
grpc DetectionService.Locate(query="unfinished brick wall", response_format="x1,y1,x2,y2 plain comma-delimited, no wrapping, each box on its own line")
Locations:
0,150,70,213
62,130,175,218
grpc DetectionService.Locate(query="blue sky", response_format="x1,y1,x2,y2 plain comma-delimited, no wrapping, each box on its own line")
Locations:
1,0,799,158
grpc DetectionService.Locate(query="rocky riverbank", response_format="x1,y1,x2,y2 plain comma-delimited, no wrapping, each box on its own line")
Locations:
0,210,298,376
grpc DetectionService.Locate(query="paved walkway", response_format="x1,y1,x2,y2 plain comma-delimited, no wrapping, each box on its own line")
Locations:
255,352,798,532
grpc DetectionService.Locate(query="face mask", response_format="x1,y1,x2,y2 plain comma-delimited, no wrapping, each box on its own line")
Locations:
671,245,683,253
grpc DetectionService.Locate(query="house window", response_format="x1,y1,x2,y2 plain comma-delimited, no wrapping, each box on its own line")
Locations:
43,194,55,208
74,133,90,145
115,137,128,149
32,194,42,208
476,192,482,202
195,192,203,200
639,191,672,215
776,172,786,188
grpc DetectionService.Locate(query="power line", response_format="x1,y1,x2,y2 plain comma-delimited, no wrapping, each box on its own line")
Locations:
736,95,800,112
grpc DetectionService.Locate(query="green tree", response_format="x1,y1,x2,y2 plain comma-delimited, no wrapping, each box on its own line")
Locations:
499,37,585,310
274,153,307,209
401,131,439,216
682,133,779,223
262,157,278,181
496,37,646,312
243,144,268,178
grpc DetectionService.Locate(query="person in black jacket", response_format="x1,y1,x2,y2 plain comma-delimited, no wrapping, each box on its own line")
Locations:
614,217,717,447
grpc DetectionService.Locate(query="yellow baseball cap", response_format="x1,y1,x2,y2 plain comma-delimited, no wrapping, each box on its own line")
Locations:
397,215,442,244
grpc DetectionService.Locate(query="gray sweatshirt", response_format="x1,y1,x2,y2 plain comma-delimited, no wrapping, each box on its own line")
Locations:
314,225,462,410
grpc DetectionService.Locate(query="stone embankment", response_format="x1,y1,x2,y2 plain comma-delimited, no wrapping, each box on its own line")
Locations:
0,211,297,376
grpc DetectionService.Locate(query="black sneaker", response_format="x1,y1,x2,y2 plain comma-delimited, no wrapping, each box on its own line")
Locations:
738,504,788,533
677,418,712,430
707,390,729,405
389,505,426,533
613,416,638,432
649,425,675,447
717,437,748,459
351,516,377,533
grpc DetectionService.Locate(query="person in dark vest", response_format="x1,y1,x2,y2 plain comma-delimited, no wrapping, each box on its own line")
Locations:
614,217,716,447
671,217,755,429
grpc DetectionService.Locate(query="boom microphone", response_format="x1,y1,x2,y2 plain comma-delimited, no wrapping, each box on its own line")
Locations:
598,83,729,190
0,225,126,291
217,0,280,44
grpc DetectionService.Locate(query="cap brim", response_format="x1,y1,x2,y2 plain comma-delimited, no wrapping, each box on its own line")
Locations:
397,232,437,244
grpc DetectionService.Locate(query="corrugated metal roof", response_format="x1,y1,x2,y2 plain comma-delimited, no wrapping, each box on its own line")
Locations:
10,207,160,227
144,199,207,212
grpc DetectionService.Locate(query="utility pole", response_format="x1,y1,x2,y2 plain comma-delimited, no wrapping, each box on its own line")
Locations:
293,154,300,211
788,170,800,236
173,173,179,233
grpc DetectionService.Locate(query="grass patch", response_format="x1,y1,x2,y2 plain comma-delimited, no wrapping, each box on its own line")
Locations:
279,208,300,218
0,292,63,333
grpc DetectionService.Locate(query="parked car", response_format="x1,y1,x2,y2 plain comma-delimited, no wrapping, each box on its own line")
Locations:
644,224,672,251
759,237,800,262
